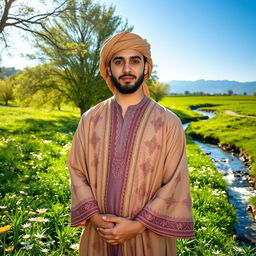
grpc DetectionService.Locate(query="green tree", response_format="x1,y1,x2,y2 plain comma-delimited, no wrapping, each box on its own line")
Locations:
227,89,233,96
149,81,169,102
13,65,66,109
31,0,132,115
0,77,14,105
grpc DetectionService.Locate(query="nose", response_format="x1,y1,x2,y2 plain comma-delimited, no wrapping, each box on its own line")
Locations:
123,61,131,73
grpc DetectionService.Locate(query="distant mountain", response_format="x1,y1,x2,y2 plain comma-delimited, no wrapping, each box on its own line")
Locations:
167,79,256,95
0,67,19,78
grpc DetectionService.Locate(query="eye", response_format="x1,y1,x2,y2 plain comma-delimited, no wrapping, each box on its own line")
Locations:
131,59,140,64
114,60,123,65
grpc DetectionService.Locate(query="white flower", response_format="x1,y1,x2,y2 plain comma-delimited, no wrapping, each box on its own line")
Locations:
41,248,49,253
22,234,30,239
22,244,33,250
36,208,47,213
0,205,7,209
70,243,79,250
29,217,49,222
234,247,244,253
212,250,221,255
35,233,45,239
22,223,31,229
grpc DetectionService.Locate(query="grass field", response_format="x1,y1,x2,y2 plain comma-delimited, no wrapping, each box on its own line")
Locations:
160,96,256,178
0,105,254,255
160,95,256,116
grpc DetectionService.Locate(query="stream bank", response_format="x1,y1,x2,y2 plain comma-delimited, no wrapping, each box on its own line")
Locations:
185,109,256,246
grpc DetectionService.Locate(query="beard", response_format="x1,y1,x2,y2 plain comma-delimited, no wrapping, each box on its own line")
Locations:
110,68,145,94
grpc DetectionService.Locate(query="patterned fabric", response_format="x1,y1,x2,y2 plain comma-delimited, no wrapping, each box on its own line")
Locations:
67,96,194,256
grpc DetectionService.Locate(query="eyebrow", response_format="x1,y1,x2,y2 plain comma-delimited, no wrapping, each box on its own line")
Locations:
112,56,142,61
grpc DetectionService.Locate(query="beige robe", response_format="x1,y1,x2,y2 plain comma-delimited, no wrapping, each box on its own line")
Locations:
67,96,194,256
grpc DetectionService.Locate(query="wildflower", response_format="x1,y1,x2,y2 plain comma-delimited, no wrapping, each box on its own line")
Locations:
0,225,11,234
22,234,30,239
36,208,47,213
70,243,79,250
22,223,31,229
35,233,45,239
215,207,221,211
198,227,207,232
5,246,14,252
29,211,37,215
234,247,244,253
41,248,49,253
22,244,33,250
0,205,7,209
212,250,221,255
35,217,49,222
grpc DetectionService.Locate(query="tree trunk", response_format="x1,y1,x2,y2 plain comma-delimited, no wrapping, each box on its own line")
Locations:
5,100,8,105
79,105,87,116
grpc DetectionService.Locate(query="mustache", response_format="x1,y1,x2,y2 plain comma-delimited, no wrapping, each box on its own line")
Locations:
119,74,136,79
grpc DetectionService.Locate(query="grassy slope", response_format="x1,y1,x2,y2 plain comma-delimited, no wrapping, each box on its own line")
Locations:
0,105,254,255
161,95,256,178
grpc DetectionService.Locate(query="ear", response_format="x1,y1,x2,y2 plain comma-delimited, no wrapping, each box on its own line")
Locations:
144,62,149,75
107,66,112,76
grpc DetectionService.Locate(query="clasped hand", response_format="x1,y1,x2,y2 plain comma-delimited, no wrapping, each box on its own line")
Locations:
90,214,145,245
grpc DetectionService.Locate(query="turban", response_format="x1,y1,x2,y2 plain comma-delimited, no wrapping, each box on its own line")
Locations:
100,31,153,96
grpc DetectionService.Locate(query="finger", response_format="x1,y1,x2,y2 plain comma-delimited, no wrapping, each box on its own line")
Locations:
102,215,122,223
97,228,115,235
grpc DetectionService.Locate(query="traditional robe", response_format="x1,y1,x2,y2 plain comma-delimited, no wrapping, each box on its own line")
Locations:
67,96,194,256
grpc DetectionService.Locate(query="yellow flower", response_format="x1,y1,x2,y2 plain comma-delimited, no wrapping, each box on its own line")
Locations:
0,225,12,234
5,246,14,252
29,211,37,215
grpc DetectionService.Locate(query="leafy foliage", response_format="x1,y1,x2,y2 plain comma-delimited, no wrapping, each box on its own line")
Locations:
0,77,14,105
31,0,132,115
148,81,169,102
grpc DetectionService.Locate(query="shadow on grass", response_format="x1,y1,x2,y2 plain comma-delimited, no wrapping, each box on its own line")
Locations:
1,116,80,138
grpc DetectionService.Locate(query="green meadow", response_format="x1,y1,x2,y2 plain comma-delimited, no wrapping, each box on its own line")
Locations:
0,103,255,255
160,96,256,178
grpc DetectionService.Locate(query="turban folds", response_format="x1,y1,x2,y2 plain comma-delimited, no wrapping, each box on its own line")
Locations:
100,31,153,96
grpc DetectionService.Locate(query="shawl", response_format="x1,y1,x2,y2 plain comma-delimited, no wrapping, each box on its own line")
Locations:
100,31,153,97
67,97,194,256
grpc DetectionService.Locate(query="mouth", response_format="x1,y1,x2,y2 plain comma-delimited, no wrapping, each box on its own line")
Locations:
120,75,136,83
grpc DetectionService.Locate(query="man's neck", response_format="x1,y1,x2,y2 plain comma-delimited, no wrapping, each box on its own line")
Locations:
114,88,145,117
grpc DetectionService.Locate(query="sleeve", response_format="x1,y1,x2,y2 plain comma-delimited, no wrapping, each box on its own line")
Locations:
67,114,100,227
135,117,195,238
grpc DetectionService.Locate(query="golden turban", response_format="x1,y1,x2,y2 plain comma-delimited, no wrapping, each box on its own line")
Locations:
100,31,153,96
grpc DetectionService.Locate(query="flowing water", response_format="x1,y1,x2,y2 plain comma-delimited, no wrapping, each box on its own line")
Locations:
186,109,256,245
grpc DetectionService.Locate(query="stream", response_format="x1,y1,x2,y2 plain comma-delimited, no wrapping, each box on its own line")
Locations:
185,109,256,246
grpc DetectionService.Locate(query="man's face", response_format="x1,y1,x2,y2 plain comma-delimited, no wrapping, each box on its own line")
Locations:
108,49,148,94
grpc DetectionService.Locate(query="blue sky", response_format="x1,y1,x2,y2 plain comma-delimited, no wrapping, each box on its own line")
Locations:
2,0,256,82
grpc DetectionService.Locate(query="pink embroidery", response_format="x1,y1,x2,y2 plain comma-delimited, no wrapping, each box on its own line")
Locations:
164,193,179,210
140,159,152,176
91,114,103,126
145,135,160,154
136,208,194,238
91,154,99,169
90,131,100,147
71,199,99,227
136,183,147,200
151,116,164,133
182,193,193,210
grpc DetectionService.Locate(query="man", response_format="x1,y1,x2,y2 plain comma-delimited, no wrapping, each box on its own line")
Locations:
68,31,194,256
